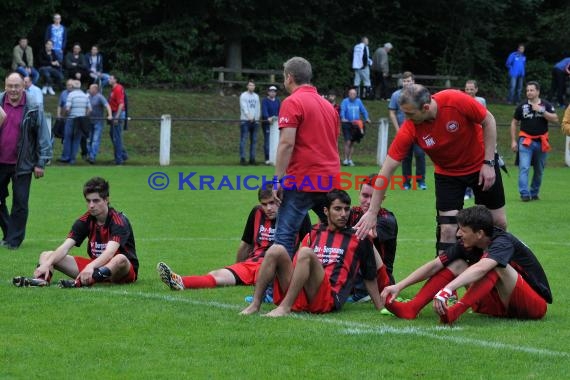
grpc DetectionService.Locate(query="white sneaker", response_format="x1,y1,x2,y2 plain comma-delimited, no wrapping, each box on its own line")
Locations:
342,159,349,166
47,87,56,95
41,86,48,95
348,160,355,167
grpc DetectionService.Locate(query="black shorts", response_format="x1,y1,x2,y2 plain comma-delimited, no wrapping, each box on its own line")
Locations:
434,159,505,212
341,122,353,141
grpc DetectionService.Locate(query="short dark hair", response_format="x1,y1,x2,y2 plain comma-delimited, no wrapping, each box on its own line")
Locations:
527,81,540,91
456,205,494,237
258,182,274,201
401,71,414,80
83,177,110,199
325,189,351,208
283,57,312,85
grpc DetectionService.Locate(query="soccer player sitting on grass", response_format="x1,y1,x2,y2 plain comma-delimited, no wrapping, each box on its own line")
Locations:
345,174,397,303
240,189,387,317
157,183,311,292
380,205,552,324
13,177,139,288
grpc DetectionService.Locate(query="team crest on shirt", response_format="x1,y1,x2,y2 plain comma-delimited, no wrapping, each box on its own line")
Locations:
446,120,459,133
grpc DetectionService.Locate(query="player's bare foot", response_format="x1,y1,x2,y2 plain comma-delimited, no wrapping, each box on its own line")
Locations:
264,306,291,317
240,304,260,315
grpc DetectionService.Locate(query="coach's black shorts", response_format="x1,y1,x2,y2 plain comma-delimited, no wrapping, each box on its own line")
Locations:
434,160,505,212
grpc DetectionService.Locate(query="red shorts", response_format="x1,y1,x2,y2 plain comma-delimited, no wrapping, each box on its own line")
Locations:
272,274,335,314
225,261,262,285
471,274,547,319
74,256,137,284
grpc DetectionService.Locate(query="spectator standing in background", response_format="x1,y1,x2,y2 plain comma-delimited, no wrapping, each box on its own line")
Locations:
352,37,373,99
44,13,67,62
372,42,393,100
87,84,113,164
388,71,426,190
510,81,558,202
239,80,261,165
108,75,128,165
505,44,526,105
261,85,280,165
340,87,370,167
550,57,570,107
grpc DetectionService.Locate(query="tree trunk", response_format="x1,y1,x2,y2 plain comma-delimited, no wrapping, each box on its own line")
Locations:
225,34,242,80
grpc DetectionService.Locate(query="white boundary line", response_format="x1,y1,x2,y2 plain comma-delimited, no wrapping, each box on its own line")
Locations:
94,288,568,358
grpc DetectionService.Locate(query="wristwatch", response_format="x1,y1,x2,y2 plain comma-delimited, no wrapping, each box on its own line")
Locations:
483,159,495,167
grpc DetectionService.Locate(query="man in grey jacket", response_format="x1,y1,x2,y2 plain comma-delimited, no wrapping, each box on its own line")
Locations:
0,72,52,249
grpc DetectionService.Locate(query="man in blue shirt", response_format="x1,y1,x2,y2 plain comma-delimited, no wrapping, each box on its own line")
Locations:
550,57,570,107
505,44,526,105
261,86,280,165
340,87,370,167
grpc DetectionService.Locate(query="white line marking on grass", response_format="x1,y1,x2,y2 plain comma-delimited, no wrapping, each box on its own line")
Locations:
93,288,568,358
342,327,569,358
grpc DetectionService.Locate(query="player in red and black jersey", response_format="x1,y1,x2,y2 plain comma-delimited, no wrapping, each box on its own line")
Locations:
13,177,138,288
157,184,311,290
240,189,384,317
381,205,551,324
349,174,398,285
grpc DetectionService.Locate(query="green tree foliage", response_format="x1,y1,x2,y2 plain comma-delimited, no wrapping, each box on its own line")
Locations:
0,0,567,95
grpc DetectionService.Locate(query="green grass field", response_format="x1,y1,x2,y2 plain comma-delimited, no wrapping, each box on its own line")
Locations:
1,163,569,379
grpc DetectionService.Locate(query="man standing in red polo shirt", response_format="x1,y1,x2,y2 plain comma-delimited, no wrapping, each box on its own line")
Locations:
271,56,340,259
355,84,507,256
108,74,128,165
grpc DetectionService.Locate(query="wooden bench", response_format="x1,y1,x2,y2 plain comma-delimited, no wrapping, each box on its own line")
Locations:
212,67,283,95
391,73,460,92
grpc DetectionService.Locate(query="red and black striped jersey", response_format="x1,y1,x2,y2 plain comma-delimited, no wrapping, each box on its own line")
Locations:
68,208,139,274
440,228,552,304
241,205,311,262
349,206,398,261
302,224,376,309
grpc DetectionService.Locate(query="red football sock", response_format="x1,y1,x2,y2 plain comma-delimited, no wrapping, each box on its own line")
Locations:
442,270,499,324
377,266,391,293
182,274,217,289
387,267,456,319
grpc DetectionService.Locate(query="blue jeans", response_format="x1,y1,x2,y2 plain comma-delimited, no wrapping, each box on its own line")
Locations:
110,111,128,164
518,138,547,198
402,143,426,184
274,190,328,257
90,72,110,88
89,120,104,161
240,121,258,161
60,118,82,163
38,66,63,87
16,66,40,85
508,76,524,104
